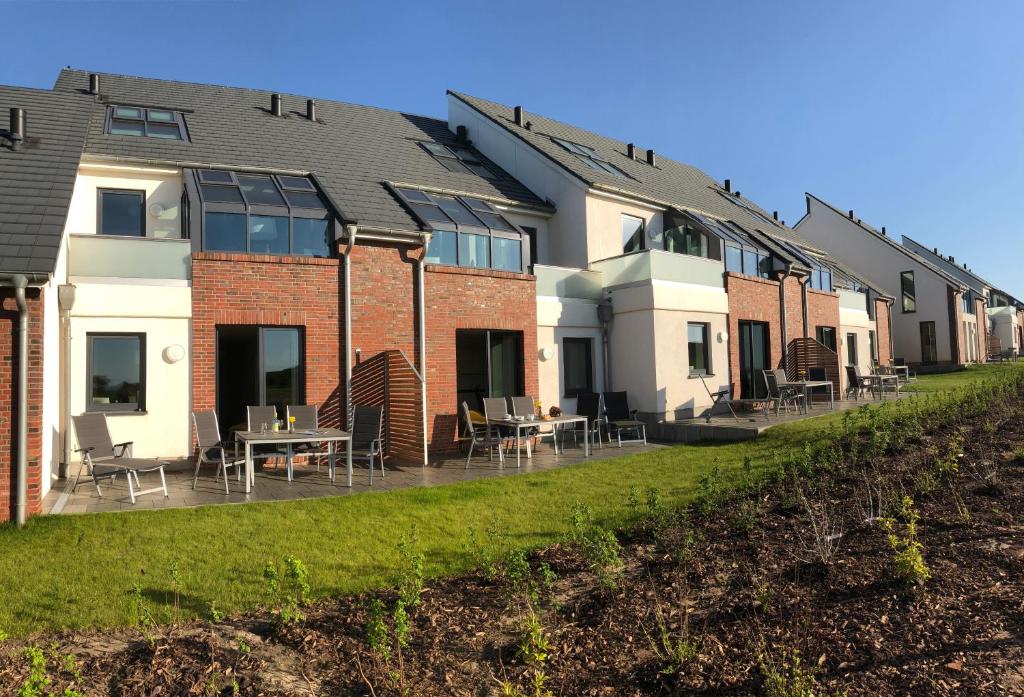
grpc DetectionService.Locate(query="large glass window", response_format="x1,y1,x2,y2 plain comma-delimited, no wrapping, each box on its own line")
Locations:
394,188,525,272
459,232,490,268
622,214,644,253
869,330,878,364
725,245,743,273
563,337,594,397
901,271,916,313
193,171,333,257
846,332,858,366
492,236,523,272
816,326,837,352
687,323,710,376
664,224,710,258
87,334,145,412
420,142,497,179
456,330,524,412
216,326,304,433
98,189,145,237
204,212,247,252
107,105,186,140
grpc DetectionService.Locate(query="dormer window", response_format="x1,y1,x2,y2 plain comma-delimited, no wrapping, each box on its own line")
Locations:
550,137,625,177
420,142,496,179
106,105,187,140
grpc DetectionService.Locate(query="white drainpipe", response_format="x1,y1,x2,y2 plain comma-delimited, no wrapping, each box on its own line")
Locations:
416,232,431,466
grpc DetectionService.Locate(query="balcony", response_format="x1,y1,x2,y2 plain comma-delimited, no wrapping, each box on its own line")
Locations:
589,249,724,289
534,264,604,301
68,235,191,281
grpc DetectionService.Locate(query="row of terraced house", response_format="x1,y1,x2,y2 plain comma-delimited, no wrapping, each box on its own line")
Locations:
1,69,1021,523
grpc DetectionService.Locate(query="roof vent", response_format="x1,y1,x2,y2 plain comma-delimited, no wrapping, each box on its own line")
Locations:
88,73,100,96
950,255,955,263
646,149,656,167
734,191,741,198
933,247,938,254
773,211,779,221
848,209,854,219
723,178,731,192
964,263,968,269
271,93,283,117
627,143,636,159
525,121,532,131
456,125,468,143
8,108,25,150
514,106,524,127
306,99,317,121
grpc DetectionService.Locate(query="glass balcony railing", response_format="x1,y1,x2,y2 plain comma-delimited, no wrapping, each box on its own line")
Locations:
589,249,724,289
68,235,191,280
533,264,604,301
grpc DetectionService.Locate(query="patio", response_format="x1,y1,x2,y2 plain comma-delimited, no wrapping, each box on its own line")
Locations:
43,438,665,515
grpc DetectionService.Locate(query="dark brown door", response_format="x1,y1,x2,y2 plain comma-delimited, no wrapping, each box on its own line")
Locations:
920,321,937,364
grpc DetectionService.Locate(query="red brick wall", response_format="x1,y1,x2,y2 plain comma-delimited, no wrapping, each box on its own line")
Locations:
875,299,893,366
807,286,840,341
783,276,805,345
0,288,44,522
191,252,343,431
350,243,418,363
725,273,783,398
975,297,988,363
424,265,537,454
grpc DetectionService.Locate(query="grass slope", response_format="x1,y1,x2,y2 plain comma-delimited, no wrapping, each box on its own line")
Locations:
0,364,1017,637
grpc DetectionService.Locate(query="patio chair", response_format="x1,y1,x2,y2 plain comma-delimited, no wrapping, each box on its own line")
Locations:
352,405,385,484
573,392,604,449
698,374,738,422
845,365,874,400
602,391,647,446
191,410,244,494
509,395,555,452
462,401,506,468
763,370,805,416
286,404,330,472
71,413,168,504
482,396,522,456
893,358,917,381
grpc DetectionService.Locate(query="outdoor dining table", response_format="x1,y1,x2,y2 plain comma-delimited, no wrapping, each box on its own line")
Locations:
234,428,352,493
866,374,901,400
781,380,835,410
486,414,591,468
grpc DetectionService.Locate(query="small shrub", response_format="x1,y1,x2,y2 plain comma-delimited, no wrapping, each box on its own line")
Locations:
18,646,49,697
568,502,622,589
757,646,838,697
365,597,390,661
882,496,930,585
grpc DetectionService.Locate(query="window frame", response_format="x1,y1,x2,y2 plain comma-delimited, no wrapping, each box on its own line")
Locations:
869,329,878,364
687,322,711,376
621,214,645,254
86,332,146,413
105,105,188,141
551,136,626,177
562,337,595,397
846,332,858,367
816,326,837,352
900,271,917,313
191,170,334,258
394,187,525,273
96,188,146,237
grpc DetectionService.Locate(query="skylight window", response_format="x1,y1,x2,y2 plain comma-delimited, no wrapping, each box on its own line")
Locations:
716,190,779,228
106,105,187,140
420,142,497,179
394,187,525,272
550,136,625,177
189,170,332,257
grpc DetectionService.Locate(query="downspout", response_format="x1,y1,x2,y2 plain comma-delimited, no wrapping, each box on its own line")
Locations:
11,275,29,527
58,284,76,478
416,233,430,466
778,263,794,366
800,276,810,337
342,224,357,429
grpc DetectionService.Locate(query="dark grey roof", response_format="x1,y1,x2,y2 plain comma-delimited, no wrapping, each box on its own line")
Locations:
799,193,966,290
0,85,91,275
54,69,550,235
449,91,818,251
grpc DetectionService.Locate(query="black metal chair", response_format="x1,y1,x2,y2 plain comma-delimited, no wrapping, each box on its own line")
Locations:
462,401,505,468
351,405,385,484
573,393,604,449
602,391,647,446
191,410,244,494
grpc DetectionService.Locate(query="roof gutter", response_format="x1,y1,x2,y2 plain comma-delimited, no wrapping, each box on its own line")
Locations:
0,273,44,527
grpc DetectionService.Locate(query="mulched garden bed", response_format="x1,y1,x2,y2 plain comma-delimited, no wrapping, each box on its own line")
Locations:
3,390,1024,696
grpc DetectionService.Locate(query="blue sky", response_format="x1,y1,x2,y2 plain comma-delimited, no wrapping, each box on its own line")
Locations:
4,0,1023,294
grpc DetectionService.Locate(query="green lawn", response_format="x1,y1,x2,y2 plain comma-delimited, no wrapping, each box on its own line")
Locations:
0,363,1017,637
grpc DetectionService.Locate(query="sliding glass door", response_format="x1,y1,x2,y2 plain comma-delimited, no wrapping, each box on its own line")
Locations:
216,326,304,435
456,329,524,412
738,320,770,399
919,321,937,365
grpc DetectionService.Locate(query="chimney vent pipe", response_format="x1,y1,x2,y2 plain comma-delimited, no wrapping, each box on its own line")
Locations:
9,108,25,148
723,178,731,192
513,106,524,126
627,143,636,159
306,99,316,121
88,73,100,95
456,125,468,142
271,93,282,117
848,210,854,219
646,149,656,166
772,211,778,221
525,121,532,130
